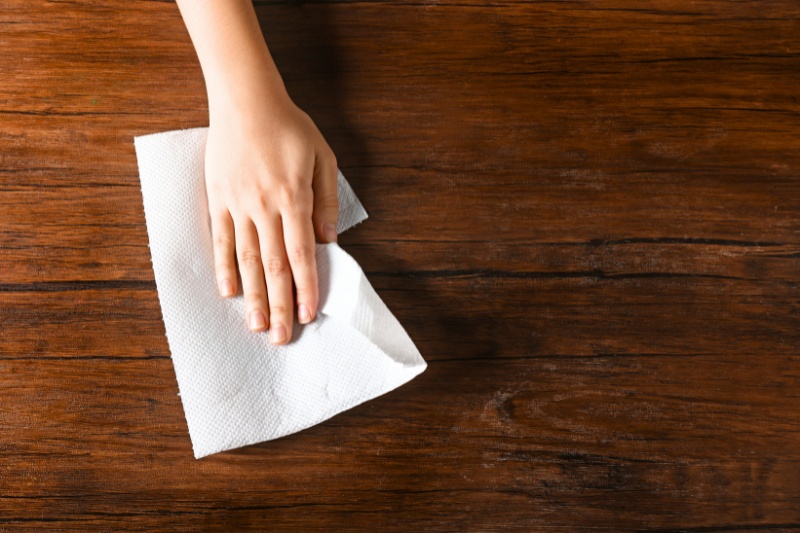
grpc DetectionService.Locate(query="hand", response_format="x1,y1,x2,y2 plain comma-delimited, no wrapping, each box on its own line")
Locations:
204,88,339,345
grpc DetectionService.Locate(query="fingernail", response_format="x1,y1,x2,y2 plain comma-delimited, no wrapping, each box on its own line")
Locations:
270,324,287,344
324,223,337,243
249,310,266,330
298,304,312,324
220,279,234,297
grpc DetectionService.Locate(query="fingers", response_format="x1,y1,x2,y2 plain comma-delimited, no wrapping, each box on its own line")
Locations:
254,214,294,346
311,149,339,243
282,198,318,327
210,208,237,298
216,147,335,343
233,218,269,333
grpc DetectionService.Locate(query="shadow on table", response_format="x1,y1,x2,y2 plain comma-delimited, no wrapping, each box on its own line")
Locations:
257,3,370,174
255,4,498,361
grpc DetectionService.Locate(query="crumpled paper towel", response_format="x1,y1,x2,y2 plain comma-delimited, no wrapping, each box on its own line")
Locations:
133,127,426,459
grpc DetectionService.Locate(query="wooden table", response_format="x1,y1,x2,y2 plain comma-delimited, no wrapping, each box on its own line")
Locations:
1,1,798,530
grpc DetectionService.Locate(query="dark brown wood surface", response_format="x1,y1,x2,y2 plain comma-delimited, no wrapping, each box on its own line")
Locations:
1,0,798,530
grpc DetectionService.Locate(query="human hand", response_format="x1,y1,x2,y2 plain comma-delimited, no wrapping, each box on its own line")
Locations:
204,88,339,345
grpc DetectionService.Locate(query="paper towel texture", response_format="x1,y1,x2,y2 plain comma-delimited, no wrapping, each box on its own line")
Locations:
134,127,426,459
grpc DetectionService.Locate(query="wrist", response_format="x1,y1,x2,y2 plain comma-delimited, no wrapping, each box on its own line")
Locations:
174,0,290,124
206,65,292,125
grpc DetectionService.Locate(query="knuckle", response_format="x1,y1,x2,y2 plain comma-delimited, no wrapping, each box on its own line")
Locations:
254,190,279,213
208,203,229,218
266,256,288,276
255,192,270,210
295,284,316,302
243,189,274,215
325,149,337,170
279,183,312,208
213,233,233,250
316,191,339,212
244,289,266,307
214,259,234,274
245,298,264,310
206,178,228,196
288,245,311,266
238,249,262,267
269,304,288,317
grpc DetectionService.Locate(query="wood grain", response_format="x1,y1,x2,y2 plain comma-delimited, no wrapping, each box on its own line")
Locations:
0,0,798,530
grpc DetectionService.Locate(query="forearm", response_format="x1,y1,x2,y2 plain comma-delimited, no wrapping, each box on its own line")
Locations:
174,0,289,121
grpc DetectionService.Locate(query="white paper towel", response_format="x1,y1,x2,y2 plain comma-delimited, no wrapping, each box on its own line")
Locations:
133,127,426,459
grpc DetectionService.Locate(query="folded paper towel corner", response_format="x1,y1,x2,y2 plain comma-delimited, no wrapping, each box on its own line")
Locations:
133,127,426,459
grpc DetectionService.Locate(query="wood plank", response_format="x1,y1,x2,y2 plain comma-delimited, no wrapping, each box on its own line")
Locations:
1,1,797,280
0,356,798,530
1,272,797,360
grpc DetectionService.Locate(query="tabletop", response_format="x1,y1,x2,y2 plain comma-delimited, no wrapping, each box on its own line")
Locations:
1,0,798,531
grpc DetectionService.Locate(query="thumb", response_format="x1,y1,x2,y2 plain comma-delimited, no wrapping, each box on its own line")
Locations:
312,148,339,243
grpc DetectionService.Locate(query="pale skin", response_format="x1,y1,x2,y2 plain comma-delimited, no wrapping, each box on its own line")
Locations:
175,0,339,345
